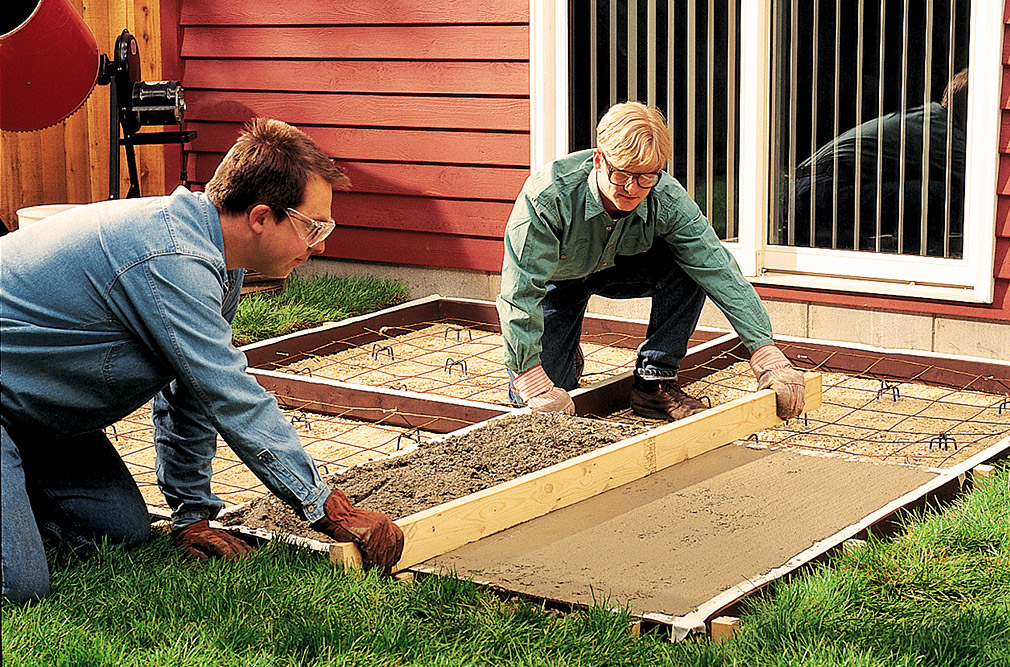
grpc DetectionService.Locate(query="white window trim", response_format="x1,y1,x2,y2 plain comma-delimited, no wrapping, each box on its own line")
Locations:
530,0,569,172
733,0,1001,304
531,0,1001,304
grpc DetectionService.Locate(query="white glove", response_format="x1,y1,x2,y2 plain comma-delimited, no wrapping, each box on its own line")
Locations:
749,344,805,419
512,365,575,415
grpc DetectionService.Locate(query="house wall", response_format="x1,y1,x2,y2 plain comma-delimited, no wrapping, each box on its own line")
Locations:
0,0,167,230
168,0,529,273
163,0,1008,357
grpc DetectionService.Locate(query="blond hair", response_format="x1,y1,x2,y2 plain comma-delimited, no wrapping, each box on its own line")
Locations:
595,102,671,171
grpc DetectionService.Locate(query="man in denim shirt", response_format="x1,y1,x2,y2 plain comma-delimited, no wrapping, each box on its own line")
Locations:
1,119,402,603
499,102,806,421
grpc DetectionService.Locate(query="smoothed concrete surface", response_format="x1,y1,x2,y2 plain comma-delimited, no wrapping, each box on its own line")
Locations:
426,444,935,617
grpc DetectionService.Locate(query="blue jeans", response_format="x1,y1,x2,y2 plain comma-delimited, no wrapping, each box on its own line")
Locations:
1,421,150,603
509,243,706,403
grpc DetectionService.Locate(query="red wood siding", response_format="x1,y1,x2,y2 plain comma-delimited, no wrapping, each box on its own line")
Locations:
174,0,529,272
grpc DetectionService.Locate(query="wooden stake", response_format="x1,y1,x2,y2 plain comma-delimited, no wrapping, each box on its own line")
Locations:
710,616,740,642
972,464,995,480
841,538,867,555
329,542,363,569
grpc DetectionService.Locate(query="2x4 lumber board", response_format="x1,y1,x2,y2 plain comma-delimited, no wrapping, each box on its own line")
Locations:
241,296,529,369
661,434,1010,638
249,368,509,434
388,372,822,571
775,335,1010,395
146,505,335,557
242,295,721,370
435,297,728,350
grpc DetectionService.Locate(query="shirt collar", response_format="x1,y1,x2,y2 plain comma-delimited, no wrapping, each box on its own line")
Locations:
585,167,649,224
585,167,609,220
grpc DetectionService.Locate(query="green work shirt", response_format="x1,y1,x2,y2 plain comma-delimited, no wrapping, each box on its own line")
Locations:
496,150,774,374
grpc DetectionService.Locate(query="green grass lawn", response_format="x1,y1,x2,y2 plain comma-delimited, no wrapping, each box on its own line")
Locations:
231,273,410,345
4,466,1007,666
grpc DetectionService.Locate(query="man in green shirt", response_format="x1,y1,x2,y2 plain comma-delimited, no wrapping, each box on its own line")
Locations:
497,102,804,421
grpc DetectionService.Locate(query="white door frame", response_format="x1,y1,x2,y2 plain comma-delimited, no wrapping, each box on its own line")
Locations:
530,0,570,171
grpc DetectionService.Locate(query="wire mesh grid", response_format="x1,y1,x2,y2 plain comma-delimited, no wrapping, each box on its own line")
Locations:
263,319,646,404
112,322,1007,512
600,344,1010,470
107,401,459,511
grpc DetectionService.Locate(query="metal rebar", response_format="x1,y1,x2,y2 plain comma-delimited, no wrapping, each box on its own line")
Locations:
371,343,394,360
444,358,468,376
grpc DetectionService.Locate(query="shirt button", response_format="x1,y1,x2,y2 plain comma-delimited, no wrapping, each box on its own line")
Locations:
602,262,608,266
560,254,566,258
307,504,316,513
606,226,613,231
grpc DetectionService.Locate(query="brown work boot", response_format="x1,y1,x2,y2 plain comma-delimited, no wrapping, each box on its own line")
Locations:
630,379,708,421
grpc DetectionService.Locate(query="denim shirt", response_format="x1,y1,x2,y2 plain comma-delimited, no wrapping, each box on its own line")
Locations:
0,187,330,526
497,150,773,374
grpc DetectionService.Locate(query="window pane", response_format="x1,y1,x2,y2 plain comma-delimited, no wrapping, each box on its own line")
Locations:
770,0,970,259
569,0,741,241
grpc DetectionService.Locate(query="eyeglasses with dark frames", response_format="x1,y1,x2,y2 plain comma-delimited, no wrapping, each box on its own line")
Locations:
600,154,662,189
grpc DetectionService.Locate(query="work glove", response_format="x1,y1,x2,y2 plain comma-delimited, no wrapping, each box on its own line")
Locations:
512,364,575,415
172,520,255,561
311,489,404,573
749,344,806,420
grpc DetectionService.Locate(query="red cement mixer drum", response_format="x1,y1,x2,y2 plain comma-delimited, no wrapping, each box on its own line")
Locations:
0,0,100,131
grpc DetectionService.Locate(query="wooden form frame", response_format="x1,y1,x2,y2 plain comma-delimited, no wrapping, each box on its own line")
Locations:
241,294,727,372
221,296,1009,638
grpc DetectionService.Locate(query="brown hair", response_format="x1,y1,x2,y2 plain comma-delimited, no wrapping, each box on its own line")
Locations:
205,118,349,217
941,68,968,113
596,102,672,171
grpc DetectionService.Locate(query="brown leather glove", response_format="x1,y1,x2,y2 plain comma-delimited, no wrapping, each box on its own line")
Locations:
172,520,255,561
749,344,806,420
311,490,404,573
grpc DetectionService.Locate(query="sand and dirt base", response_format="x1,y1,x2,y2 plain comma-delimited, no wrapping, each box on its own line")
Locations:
224,412,647,536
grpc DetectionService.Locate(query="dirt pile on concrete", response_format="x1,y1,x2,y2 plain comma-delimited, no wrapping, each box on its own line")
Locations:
224,412,647,539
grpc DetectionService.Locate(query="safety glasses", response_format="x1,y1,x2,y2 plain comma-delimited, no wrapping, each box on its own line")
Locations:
284,207,336,247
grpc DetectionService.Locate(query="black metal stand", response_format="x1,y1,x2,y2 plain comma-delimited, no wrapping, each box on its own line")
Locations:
100,31,196,200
